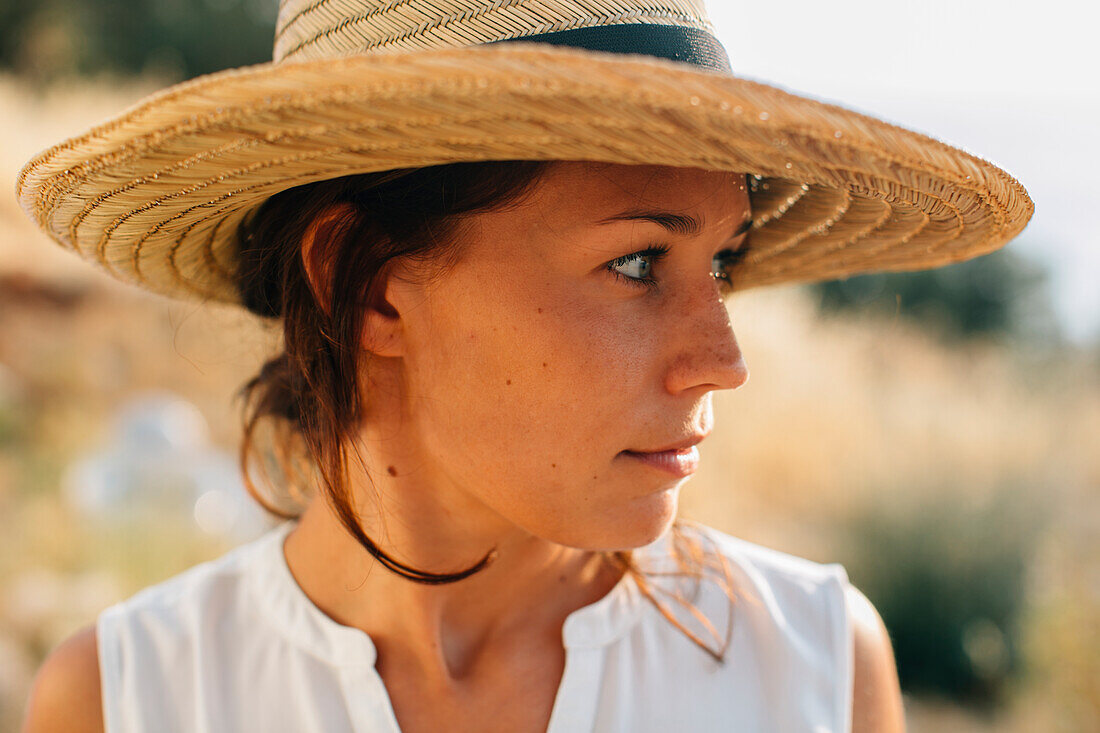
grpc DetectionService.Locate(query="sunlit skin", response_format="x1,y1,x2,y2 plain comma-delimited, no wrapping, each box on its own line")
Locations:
284,161,752,730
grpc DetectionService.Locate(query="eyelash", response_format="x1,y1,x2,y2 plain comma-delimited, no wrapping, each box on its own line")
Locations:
605,245,670,292
605,245,745,295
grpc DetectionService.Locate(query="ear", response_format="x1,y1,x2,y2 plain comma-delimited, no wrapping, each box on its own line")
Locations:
300,203,405,359
300,202,351,314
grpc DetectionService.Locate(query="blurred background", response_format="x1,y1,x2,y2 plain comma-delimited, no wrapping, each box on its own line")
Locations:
1,0,1097,731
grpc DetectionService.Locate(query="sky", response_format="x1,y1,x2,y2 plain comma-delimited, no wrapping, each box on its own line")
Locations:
708,0,1100,343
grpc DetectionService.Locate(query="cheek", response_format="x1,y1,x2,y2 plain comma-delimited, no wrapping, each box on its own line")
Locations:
411,288,660,512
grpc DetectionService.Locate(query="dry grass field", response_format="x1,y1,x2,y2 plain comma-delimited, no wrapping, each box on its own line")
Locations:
2,75,1097,732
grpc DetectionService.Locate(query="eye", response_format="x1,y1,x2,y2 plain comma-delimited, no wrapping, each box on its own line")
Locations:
606,244,748,294
605,245,670,291
711,247,747,295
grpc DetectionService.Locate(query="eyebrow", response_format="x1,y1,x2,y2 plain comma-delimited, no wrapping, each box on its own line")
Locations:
595,210,752,240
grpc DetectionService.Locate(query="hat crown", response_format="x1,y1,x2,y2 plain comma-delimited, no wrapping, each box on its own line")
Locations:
273,0,717,64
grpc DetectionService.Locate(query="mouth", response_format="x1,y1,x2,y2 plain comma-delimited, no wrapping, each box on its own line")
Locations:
620,445,701,478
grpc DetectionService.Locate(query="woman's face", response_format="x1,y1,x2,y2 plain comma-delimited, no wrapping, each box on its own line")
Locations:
372,162,751,552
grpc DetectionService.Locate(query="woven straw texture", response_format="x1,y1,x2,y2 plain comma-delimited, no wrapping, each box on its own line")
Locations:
273,0,717,62
16,0,1033,307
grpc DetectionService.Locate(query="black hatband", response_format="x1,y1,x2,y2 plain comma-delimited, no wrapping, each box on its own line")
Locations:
488,23,732,73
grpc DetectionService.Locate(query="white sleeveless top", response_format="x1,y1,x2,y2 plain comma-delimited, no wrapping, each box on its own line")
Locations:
96,520,854,732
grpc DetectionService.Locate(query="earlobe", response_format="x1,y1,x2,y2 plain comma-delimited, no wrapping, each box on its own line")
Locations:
360,275,405,358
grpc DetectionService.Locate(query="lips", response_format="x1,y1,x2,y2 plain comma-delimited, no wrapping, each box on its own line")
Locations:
621,445,701,477
618,431,709,478
628,433,709,454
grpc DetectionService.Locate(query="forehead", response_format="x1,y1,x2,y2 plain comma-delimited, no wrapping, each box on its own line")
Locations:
436,162,752,275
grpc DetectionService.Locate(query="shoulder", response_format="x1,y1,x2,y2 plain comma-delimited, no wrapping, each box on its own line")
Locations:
683,523,907,730
845,583,907,732
692,522,843,581
102,526,277,637
687,523,850,611
20,546,245,733
661,523,856,663
22,624,104,733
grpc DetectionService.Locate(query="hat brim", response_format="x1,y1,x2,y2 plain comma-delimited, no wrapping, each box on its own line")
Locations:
16,43,1033,306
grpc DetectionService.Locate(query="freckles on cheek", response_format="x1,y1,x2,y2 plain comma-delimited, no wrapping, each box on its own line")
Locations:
464,292,649,399
566,308,654,385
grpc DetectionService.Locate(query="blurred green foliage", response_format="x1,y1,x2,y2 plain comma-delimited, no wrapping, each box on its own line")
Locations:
839,485,1047,709
0,0,276,82
811,248,1058,344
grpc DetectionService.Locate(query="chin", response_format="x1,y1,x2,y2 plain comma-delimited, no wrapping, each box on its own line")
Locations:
618,491,680,549
559,485,680,552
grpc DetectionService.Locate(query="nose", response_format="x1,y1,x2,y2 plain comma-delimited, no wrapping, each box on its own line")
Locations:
663,284,749,395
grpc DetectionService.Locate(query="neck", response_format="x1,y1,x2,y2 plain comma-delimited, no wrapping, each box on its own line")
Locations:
282,478,625,683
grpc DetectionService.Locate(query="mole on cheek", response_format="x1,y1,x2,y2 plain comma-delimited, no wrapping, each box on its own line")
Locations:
506,379,512,385
387,465,398,476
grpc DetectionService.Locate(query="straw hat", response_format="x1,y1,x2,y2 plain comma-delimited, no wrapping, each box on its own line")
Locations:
16,0,1033,308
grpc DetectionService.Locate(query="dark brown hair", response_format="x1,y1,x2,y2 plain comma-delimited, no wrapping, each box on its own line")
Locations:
232,160,737,662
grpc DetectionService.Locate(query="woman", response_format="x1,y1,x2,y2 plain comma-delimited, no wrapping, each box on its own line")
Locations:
17,1,1031,732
